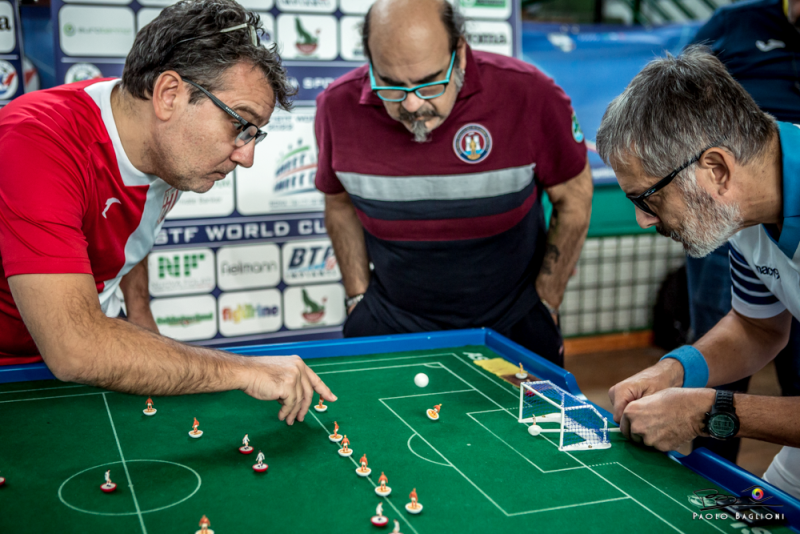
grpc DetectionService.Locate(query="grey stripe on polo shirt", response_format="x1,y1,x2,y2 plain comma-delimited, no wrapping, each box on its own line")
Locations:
335,163,536,202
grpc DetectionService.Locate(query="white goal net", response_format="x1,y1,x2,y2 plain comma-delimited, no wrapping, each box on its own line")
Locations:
519,380,611,451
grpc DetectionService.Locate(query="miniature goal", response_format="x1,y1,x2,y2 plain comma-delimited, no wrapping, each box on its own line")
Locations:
519,380,611,451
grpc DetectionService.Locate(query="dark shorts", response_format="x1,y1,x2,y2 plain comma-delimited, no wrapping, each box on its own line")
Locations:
343,296,564,368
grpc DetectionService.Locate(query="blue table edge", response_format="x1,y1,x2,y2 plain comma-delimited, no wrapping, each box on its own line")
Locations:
2,327,798,528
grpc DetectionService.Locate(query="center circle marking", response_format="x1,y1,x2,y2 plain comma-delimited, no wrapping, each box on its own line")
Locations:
58,459,202,516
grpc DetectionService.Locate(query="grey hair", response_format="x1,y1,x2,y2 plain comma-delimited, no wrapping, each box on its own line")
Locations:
596,45,777,179
122,0,295,110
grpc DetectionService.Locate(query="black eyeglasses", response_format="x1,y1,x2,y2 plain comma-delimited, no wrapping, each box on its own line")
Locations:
626,143,720,217
183,79,267,147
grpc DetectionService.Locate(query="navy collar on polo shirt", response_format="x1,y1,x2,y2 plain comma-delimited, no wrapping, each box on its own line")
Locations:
359,45,483,107
768,121,800,257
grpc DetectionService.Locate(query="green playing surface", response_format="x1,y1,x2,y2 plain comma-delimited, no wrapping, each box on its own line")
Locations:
0,346,791,533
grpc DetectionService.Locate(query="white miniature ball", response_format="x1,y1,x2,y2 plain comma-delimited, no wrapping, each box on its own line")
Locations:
528,424,542,436
414,373,429,388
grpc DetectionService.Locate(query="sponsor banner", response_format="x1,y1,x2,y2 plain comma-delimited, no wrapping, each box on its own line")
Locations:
456,0,512,20
59,6,135,57
339,0,372,14
151,294,218,341
0,59,18,100
239,0,274,10
276,14,337,60
64,62,105,84
277,0,335,14
137,0,179,7
285,65,353,102
155,214,327,246
282,238,340,285
148,247,216,297
217,243,281,291
218,289,282,336
466,20,512,57
283,283,345,329
167,172,235,220
339,16,364,61
0,1,15,53
136,8,161,30
237,107,324,215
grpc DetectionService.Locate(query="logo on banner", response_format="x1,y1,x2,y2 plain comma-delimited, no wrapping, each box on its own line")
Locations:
149,249,215,296
274,139,318,196
301,288,327,323
453,123,492,164
0,15,10,32
0,60,18,100
218,289,282,336
294,17,320,55
460,0,506,7
63,23,76,36
65,63,103,84
151,295,218,341
283,240,340,284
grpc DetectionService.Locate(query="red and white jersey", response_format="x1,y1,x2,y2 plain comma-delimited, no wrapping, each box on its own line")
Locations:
0,79,181,364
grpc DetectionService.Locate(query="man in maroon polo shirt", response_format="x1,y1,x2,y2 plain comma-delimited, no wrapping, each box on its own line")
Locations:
315,0,593,366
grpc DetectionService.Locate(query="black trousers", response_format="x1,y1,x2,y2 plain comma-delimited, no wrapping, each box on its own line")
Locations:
343,298,564,368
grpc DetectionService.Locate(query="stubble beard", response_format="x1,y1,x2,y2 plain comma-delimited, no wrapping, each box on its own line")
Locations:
659,173,743,258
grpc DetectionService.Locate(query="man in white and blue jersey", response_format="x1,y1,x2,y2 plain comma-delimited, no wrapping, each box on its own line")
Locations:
596,46,800,498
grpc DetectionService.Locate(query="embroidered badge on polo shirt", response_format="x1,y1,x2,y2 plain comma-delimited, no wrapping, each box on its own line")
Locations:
453,123,492,164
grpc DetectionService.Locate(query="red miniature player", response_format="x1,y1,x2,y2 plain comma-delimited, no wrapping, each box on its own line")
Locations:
0,471,5,487
338,435,353,457
314,396,328,413
375,471,392,496
195,514,213,534
356,453,371,477
426,404,442,421
328,421,342,442
405,488,423,514
189,417,203,438
143,397,156,416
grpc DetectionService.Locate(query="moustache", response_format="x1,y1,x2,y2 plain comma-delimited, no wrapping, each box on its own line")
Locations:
397,108,441,122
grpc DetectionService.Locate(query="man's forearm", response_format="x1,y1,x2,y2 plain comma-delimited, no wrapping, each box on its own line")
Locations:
535,164,593,308
119,256,158,333
694,309,791,387
736,394,800,446
325,192,370,297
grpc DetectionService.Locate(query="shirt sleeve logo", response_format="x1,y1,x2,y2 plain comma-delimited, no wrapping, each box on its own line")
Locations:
453,123,492,164
571,112,584,143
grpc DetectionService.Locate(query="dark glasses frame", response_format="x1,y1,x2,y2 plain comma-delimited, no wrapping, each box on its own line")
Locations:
626,143,721,217
183,79,267,147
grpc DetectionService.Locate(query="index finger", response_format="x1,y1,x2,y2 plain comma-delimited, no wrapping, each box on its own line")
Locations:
306,364,337,402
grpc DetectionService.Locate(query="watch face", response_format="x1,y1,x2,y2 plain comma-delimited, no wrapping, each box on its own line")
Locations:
708,413,737,438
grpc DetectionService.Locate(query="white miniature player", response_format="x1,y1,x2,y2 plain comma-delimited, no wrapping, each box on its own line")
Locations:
256,451,265,467
393,519,402,533
515,363,528,380
239,434,253,454
371,502,388,527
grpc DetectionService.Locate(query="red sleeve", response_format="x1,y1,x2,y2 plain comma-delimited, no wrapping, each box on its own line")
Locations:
0,121,92,277
530,76,588,188
314,91,345,195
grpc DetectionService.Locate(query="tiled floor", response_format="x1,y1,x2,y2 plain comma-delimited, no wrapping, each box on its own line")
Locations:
565,346,783,477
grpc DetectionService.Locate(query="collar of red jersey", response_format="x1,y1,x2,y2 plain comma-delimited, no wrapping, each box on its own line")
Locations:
359,44,483,106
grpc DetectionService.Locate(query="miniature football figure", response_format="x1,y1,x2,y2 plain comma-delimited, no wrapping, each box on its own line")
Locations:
239,434,253,454
329,421,343,443
375,471,392,496
356,453,371,477
426,404,441,421
405,488,423,514
338,435,353,457
143,397,157,416
189,417,203,438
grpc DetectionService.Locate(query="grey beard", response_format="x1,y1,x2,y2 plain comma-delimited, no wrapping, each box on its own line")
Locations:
404,65,466,143
676,172,743,258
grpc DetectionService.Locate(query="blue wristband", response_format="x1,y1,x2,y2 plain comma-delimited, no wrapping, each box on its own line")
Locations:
660,345,708,388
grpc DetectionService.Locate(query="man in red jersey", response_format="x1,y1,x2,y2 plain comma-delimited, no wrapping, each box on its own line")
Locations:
316,0,593,366
0,0,335,425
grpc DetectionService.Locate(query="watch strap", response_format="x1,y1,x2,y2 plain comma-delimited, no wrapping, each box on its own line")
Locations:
345,293,365,309
714,390,735,413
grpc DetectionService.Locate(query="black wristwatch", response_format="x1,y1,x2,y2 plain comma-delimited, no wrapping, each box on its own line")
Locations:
703,390,740,440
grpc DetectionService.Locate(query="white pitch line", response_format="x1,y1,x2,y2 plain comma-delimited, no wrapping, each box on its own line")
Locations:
613,463,727,534
407,434,451,467
316,363,437,375
0,392,105,404
379,398,510,517
380,389,474,401
308,352,459,368
0,384,88,395
307,411,419,534
465,412,584,474
505,496,631,517
103,393,147,534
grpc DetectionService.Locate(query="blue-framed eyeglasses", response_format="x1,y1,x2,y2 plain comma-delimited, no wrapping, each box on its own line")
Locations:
369,51,456,102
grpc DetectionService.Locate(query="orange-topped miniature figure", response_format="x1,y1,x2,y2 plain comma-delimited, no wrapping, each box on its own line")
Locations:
405,488,423,514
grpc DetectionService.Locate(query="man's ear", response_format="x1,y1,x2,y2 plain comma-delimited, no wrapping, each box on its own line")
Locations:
701,147,734,196
151,70,183,122
457,38,467,71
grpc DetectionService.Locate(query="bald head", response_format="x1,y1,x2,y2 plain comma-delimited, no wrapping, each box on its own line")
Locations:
362,0,464,63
